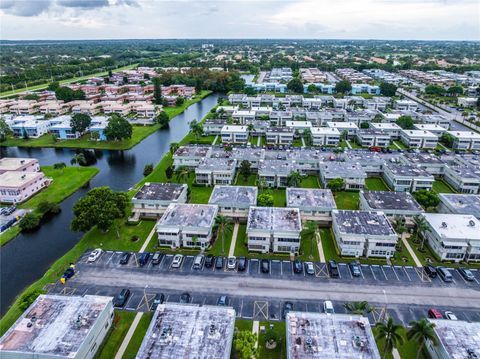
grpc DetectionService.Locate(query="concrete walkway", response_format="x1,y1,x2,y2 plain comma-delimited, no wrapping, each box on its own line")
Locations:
345,140,353,149
316,230,326,262
392,141,402,150
212,135,218,145
114,312,144,359
252,320,260,349
228,222,240,257
257,136,261,146
392,347,401,359
139,225,157,253
402,233,422,267
301,137,306,146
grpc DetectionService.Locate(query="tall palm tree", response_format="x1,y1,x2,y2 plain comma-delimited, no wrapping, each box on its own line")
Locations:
169,142,179,154
301,221,317,260
286,170,302,188
174,166,190,184
246,123,255,135
343,301,373,316
413,215,429,250
392,216,407,251
407,319,437,359
214,215,231,255
375,317,404,359
70,153,86,166
257,178,268,192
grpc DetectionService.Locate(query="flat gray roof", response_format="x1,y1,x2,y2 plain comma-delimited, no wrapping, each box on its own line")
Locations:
428,319,480,359
136,304,235,359
333,210,396,236
197,158,236,171
446,165,480,179
439,194,480,218
404,153,444,165
361,191,424,212
174,145,210,158
0,295,112,357
385,163,433,178
286,312,380,359
247,206,301,232
0,157,37,171
259,159,297,175
133,183,187,201
286,188,337,210
320,162,367,179
159,203,218,229
209,185,257,207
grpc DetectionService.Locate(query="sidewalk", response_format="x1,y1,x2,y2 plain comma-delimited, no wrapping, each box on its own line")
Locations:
402,233,422,267
228,222,240,257
316,230,325,262
139,225,157,253
252,320,260,349
114,312,144,359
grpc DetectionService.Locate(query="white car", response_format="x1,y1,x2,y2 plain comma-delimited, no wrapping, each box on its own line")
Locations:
305,262,315,275
444,311,458,320
87,248,103,263
323,300,335,314
227,256,237,270
171,254,184,268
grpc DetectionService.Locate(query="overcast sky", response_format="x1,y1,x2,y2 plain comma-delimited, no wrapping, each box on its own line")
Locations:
0,0,478,41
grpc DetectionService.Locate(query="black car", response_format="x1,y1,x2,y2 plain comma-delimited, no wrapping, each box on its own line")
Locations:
151,293,165,310
215,256,224,269
282,301,293,319
217,295,228,306
119,252,131,265
62,267,75,280
205,254,215,268
328,260,339,278
424,265,437,278
151,252,162,265
293,260,303,274
138,252,150,267
113,289,131,307
179,292,191,303
261,259,270,273
238,256,247,271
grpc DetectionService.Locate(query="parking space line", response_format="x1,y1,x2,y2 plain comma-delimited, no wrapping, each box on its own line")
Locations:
124,293,135,310
390,266,400,281
370,266,377,281
377,265,387,280
403,267,411,281
359,265,365,279
239,300,243,317
105,252,115,265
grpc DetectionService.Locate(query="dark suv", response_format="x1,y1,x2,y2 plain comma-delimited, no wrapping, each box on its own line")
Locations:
113,289,131,307
261,259,270,273
424,265,437,278
293,260,303,274
119,252,131,265
328,260,339,278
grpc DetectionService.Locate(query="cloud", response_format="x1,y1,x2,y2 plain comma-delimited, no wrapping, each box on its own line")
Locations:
0,0,52,16
57,0,109,8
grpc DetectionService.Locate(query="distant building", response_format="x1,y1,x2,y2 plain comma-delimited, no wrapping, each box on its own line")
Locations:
265,127,294,145
310,127,340,146
446,131,480,150
370,123,402,140
0,171,52,204
131,183,188,219
437,193,480,219
286,188,336,223
221,125,248,144
443,165,480,194
173,145,212,168
326,121,358,138
208,185,257,219
413,123,447,137
394,99,418,111
400,129,438,149
258,159,297,188
136,304,235,359
9,116,49,138
0,295,113,359
457,97,478,108
356,129,391,147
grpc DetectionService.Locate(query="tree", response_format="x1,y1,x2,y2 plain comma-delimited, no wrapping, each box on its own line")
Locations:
425,85,446,96
143,163,154,177
234,330,257,359
90,131,100,141
373,114,384,123
155,111,170,128
343,301,374,316
335,80,352,94
70,113,92,135
396,115,415,130
239,160,252,181
0,118,12,142
215,215,231,255
413,215,430,251
105,114,132,141
55,87,85,102
189,119,204,140
303,128,313,146
327,178,344,192
53,162,66,171
307,84,318,93
246,123,255,135
257,193,274,207
360,122,370,129
440,132,454,148
169,142,180,154
18,289,44,311
287,78,304,93
286,170,302,187
165,165,174,180
70,153,86,166
37,200,60,215
174,166,190,183
257,178,268,192
392,216,407,242
175,96,185,106
152,77,162,105
446,86,463,97
380,82,398,97
47,81,60,91
375,317,404,359
413,190,440,211
301,221,317,259
71,187,129,233
407,319,437,359
19,213,41,231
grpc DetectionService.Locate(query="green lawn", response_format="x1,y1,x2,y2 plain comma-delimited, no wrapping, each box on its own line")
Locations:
333,191,359,210
373,326,428,359
393,140,408,149
365,177,391,191
261,188,286,207
257,321,287,359
292,138,303,147
235,319,253,332
235,174,257,186
432,179,456,194
95,311,136,359
0,165,99,246
189,135,217,145
300,175,320,188
190,186,214,204
122,313,153,359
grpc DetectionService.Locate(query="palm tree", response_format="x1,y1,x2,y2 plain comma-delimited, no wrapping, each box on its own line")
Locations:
413,215,429,250
174,166,190,184
407,319,437,359
286,170,302,187
70,153,86,166
246,123,255,135
300,221,317,260
343,301,373,316
375,317,404,359
214,215,231,255
257,178,268,191
392,216,407,251
169,142,179,154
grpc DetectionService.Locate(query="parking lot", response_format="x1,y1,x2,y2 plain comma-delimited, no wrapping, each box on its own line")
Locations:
77,249,480,290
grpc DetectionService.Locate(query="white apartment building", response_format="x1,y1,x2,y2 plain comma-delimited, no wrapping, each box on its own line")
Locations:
326,121,358,138
311,127,340,146
383,163,434,192
355,129,391,147
286,188,336,223
220,125,248,144
394,99,418,111
208,185,257,219
173,145,212,168
265,127,294,145
370,123,402,140
195,158,236,186
400,129,438,149
413,124,447,137
446,131,480,150
319,162,367,190
443,165,480,194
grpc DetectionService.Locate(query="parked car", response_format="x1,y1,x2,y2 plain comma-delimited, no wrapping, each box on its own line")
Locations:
424,265,437,278
179,292,191,304
428,308,443,319
328,260,339,278
458,267,475,281
151,252,162,265
282,301,293,319
205,255,215,268
113,289,131,308
152,293,165,311
445,311,458,320
305,262,315,275
193,254,205,270
293,260,303,274
138,252,150,267
349,262,361,277
261,259,270,273
323,300,335,314
215,256,224,270
437,267,453,282
87,248,103,263
119,252,131,265
171,254,184,268
217,295,228,306
238,257,247,271
227,256,237,270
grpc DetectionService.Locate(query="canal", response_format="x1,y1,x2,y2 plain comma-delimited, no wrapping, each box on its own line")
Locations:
0,93,220,315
